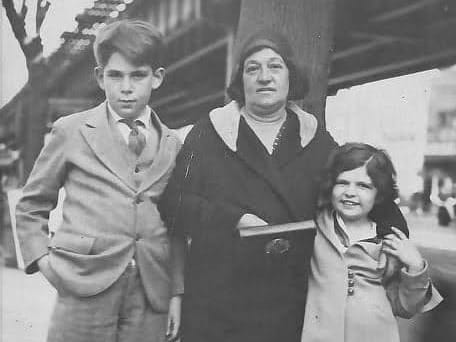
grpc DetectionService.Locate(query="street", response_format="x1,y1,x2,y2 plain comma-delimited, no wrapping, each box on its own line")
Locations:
2,213,456,342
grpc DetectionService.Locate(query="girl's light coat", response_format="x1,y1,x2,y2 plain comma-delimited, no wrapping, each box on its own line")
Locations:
301,210,442,342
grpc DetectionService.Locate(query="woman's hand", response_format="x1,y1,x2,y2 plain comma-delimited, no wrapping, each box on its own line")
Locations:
382,227,425,274
166,295,182,341
236,213,268,228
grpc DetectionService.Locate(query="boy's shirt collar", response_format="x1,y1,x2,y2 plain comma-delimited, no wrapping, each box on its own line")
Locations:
107,102,152,130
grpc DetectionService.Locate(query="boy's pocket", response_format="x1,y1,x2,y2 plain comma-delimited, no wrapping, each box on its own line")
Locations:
49,231,95,255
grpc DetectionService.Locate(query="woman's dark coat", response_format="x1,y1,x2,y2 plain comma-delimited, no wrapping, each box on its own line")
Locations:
159,101,335,342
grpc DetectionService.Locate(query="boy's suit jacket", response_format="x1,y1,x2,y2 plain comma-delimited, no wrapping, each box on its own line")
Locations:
16,102,183,312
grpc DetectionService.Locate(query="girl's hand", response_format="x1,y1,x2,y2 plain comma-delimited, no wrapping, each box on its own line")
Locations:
382,227,425,274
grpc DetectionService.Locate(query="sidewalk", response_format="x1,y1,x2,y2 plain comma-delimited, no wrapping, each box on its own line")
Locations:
1,265,56,342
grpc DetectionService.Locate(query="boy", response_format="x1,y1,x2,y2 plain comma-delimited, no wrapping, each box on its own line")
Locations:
16,20,183,342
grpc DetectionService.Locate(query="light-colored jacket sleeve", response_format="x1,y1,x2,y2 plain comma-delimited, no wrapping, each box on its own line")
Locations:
386,260,443,318
16,119,67,274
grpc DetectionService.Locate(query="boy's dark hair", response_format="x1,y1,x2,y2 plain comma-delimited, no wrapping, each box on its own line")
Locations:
93,20,164,69
319,142,399,211
226,29,308,105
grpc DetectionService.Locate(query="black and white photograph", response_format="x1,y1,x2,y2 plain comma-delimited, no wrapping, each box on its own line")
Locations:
1,1,456,341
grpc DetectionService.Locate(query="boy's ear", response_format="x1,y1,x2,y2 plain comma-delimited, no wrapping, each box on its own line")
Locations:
151,67,165,89
94,66,105,90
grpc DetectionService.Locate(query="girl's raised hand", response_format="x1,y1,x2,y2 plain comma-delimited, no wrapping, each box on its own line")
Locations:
382,227,425,274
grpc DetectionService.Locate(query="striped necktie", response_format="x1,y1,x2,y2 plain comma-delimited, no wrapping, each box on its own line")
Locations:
120,119,146,155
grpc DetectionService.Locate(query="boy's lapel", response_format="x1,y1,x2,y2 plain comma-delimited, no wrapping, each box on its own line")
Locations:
80,102,136,190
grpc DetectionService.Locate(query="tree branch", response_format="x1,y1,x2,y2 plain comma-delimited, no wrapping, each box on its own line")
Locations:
36,0,50,34
20,0,27,20
2,0,47,65
2,0,27,44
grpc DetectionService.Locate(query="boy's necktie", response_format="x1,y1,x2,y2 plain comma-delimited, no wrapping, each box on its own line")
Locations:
120,119,146,155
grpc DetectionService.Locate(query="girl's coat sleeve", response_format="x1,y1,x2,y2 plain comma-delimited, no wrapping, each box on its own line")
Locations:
386,261,443,318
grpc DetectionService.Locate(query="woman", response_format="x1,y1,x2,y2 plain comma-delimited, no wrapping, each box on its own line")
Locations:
159,30,407,342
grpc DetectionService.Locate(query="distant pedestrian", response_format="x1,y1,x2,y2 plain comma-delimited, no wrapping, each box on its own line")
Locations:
15,20,183,342
302,143,442,342
430,176,456,226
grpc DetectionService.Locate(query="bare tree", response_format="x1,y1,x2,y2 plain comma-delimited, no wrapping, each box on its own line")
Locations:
2,0,51,179
2,0,50,63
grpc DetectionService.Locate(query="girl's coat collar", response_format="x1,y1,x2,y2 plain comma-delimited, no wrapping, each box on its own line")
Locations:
209,100,318,152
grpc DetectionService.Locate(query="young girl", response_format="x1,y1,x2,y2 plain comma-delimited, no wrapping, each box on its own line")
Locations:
301,143,442,342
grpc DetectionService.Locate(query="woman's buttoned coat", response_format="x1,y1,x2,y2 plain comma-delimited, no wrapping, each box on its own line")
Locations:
159,101,337,342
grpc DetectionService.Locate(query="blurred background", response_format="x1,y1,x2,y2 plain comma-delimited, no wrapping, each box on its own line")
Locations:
1,1,456,341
